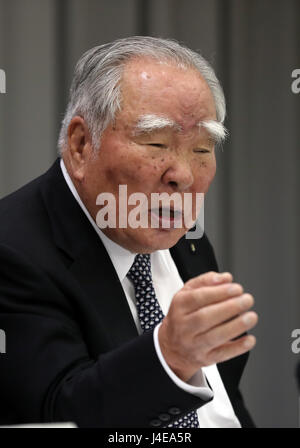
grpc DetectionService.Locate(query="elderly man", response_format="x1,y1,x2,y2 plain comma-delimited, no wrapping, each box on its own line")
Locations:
0,36,257,428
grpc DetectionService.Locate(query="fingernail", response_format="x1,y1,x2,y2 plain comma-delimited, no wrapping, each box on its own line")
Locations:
228,284,242,295
213,274,222,283
242,312,256,326
239,294,252,308
244,336,256,348
213,272,230,283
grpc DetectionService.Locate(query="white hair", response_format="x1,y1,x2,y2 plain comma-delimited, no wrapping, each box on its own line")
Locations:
134,114,181,135
58,36,227,154
200,120,228,143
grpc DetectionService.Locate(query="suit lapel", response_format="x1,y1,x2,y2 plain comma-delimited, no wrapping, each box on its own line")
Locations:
68,244,138,349
40,159,138,350
170,232,219,282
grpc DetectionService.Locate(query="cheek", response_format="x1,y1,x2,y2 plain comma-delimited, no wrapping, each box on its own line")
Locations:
107,154,163,188
128,151,165,180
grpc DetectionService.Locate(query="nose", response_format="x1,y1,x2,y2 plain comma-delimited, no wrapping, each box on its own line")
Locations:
161,159,194,192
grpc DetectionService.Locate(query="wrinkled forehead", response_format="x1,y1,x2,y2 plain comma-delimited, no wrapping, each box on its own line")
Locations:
120,57,217,126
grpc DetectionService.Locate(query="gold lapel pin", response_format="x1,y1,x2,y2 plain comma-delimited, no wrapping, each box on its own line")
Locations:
190,243,196,253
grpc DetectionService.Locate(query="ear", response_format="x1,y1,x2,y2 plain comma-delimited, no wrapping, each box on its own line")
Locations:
66,116,93,181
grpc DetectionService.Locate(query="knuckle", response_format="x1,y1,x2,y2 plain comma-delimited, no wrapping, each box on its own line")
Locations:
225,272,233,282
229,293,254,315
225,296,239,311
197,285,210,301
184,278,194,289
186,287,203,307
235,296,247,311
172,290,186,308
227,301,241,316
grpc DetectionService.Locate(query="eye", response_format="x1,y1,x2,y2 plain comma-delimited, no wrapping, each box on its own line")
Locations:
193,149,210,154
147,143,167,149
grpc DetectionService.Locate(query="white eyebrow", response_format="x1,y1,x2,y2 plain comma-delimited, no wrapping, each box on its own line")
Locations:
133,114,228,144
133,114,181,135
199,120,228,144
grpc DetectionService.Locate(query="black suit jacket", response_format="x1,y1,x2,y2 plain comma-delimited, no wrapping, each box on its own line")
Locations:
0,159,254,427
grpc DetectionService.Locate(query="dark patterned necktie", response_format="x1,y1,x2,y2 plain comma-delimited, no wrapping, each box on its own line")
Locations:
127,253,199,428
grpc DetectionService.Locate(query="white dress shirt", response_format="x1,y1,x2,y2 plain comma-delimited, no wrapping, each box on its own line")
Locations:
60,159,241,428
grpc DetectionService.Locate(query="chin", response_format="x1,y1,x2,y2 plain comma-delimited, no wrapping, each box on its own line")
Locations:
134,228,185,253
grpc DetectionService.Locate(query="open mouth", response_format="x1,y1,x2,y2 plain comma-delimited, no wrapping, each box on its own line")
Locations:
149,206,183,228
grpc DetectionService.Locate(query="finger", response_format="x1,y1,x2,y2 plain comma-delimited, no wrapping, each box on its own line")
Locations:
199,311,258,350
187,293,254,334
204,335,257,366
184,271,233,290
178,282,244,312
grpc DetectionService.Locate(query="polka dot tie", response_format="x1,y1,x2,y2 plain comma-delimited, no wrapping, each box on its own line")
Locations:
127,254,199,428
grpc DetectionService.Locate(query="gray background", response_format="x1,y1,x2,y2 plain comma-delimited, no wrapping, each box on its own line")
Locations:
0,0,299,428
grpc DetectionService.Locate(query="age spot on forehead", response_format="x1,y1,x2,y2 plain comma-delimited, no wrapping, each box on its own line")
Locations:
141,71,151,80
